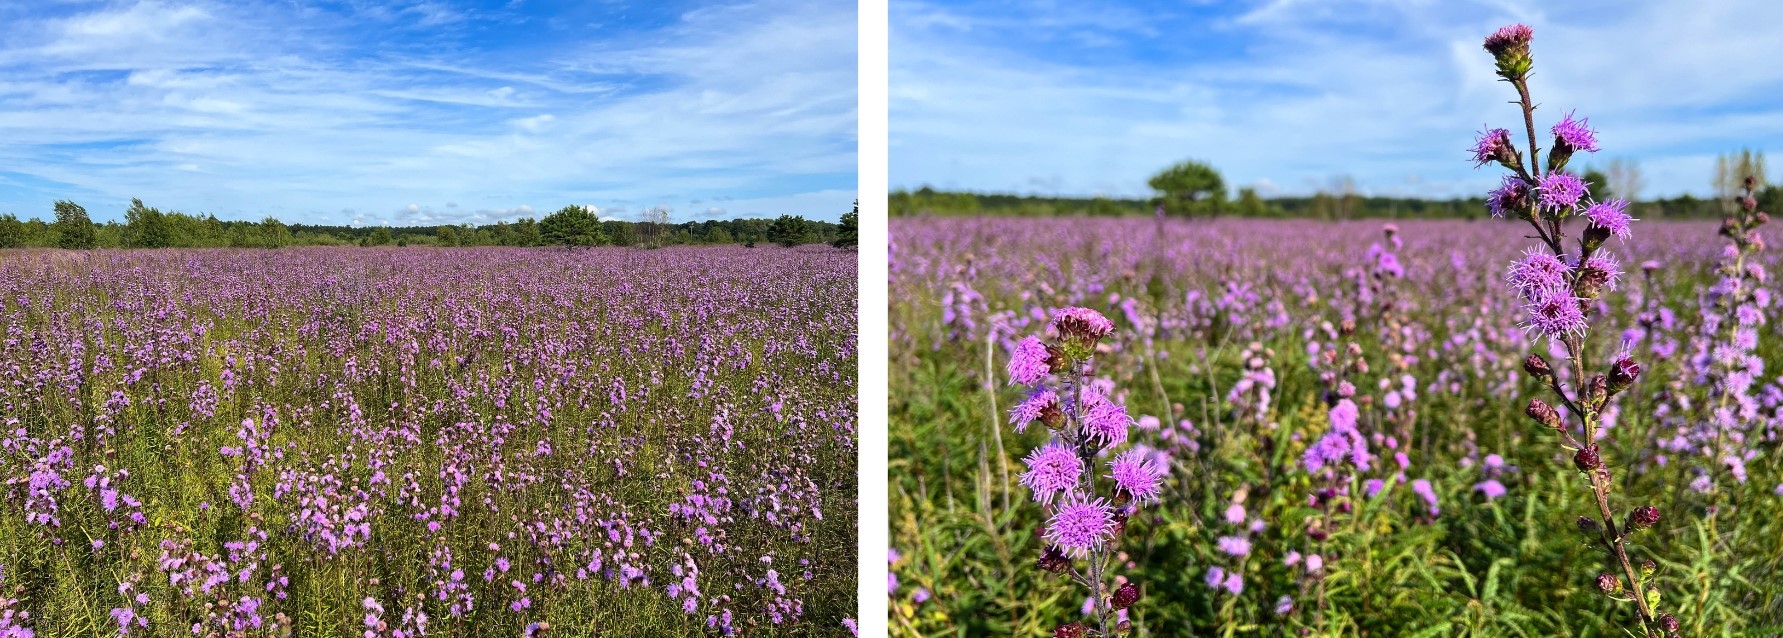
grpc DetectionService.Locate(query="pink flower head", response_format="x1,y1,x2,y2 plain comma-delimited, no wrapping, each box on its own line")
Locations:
1043,495,1115,558
1020,443,1082,504
1050,307,1114,342
1007,336,1052,386
1107,448,1167,504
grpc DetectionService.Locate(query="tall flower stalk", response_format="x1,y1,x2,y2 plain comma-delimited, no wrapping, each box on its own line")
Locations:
1473,24,1677,635
1008,308,1162,637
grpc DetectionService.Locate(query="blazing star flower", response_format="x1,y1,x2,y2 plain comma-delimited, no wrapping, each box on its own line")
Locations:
1020,443,1082,504
1551,111,1599,153
1470,127,1514,168
1217,536,1252,557
1412,479,1440,516
1537,173,1588,212
1008,336,1052,386
1043,496,1116,558
1222,503,1246,525
1008,388,1059,433
1581,252,1623,292
1051,307,1115,342
1107,449,1167,504
1521,288,1588,339
1274,595,1295,615
1483,23,1533,56
1079,392,1132,447
1583,199,1634,239
1203,566,1225,589
1506,248,1572,300
1474,480,1507,500
1487,175,1532,218
1222,572,1244,595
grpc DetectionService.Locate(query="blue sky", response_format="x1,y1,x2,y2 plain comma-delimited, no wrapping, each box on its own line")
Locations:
0,0,856,225
891,0,1783,200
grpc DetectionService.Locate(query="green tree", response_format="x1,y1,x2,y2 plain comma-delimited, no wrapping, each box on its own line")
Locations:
1148,160,1227,218
261,217,292,248
540,205,605,248
124,198,174,248
53,200,96,249
603,220,633,247
831,201,858,248
1581,168,1609,201
511,217,542,247
767,215,813,246
368,226,394,246
1236,187,1268,217
437,225,459,247
0,213,23,248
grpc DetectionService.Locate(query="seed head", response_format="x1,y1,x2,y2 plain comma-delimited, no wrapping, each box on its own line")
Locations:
1112,581,1141,610
1595,572,1622,595
1574,446,1603,472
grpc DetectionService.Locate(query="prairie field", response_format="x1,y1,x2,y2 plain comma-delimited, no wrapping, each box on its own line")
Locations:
889,216,1783,636
0,246,857,636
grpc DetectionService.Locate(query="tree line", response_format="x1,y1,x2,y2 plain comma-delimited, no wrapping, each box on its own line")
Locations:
892,154,1779,220
0,200,859,250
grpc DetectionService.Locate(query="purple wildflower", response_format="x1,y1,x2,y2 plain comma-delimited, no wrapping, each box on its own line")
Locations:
1470,127,1514,167
1079,392,1131,447
1551,111,1599,153
1106,449,1167,504
1412,479,1440,516
1009,388,1059,433
1537,173,1588,211
1474,480,1507,500
1043,496,1115,558
1216,536,1251,557
1506,248,1572,300
1051,307,1114,342
1487,175,1531,218
1583,199,1634,239
1008,336,1052,386
1020,443,1083,504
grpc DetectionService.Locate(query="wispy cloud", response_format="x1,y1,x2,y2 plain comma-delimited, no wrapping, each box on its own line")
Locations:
891,0,1783,200
0,0,857,224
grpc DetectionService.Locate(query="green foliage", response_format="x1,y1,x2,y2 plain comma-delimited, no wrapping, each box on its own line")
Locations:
1149,159,1228,217
833,201,859,248
437,225,459,247
368,226,394,246
0,213,23,248
52,200,96,249
124,198,174,248
541,205,605,247
768,214,813,247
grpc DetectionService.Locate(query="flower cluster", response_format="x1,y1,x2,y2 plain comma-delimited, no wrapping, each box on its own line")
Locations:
1472,24,1675,635
1008,307,1163,637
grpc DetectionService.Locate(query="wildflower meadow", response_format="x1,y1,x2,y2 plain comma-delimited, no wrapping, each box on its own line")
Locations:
888,26,1782,637
0,246,858,636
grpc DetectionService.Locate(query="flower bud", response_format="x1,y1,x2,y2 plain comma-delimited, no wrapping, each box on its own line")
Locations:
1525,399,1562,429
1608,357,1642,394
1742,196,1758,212
1112,581,1140,610
1054,622,1086,638
1628,505,1660,530
1658,614,1679,632
1575,265,1612,300
1640,559,1657,579
1573,446,1603,472
1117,620,1133,635
1595,572,1622,595
1577,516,1601,537
1756,211,1770,226
1482,24,1534,80
1524,354,1553,382
1037,546,1070,574
1586,375,1609,408
1746,174,1759,191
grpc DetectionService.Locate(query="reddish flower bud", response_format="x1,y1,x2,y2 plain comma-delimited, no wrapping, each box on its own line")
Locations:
1628,505,1660,530
1574,446,1603,472
1524,354,1553,381
1112,581,1140,610
1658,614,1679,632
1054,622,1087,638
1577,516,1601,537
1037,546,1070,574
1608,357,1642,394
1595,572,1622,595
1526,399,1562,429
1586,375,1609,408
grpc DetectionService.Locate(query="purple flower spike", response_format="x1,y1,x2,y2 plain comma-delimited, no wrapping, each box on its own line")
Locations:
1470,127,1514,168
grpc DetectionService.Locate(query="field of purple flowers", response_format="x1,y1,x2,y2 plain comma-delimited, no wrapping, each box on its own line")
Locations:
889,216,1783,636
0,246,857,636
